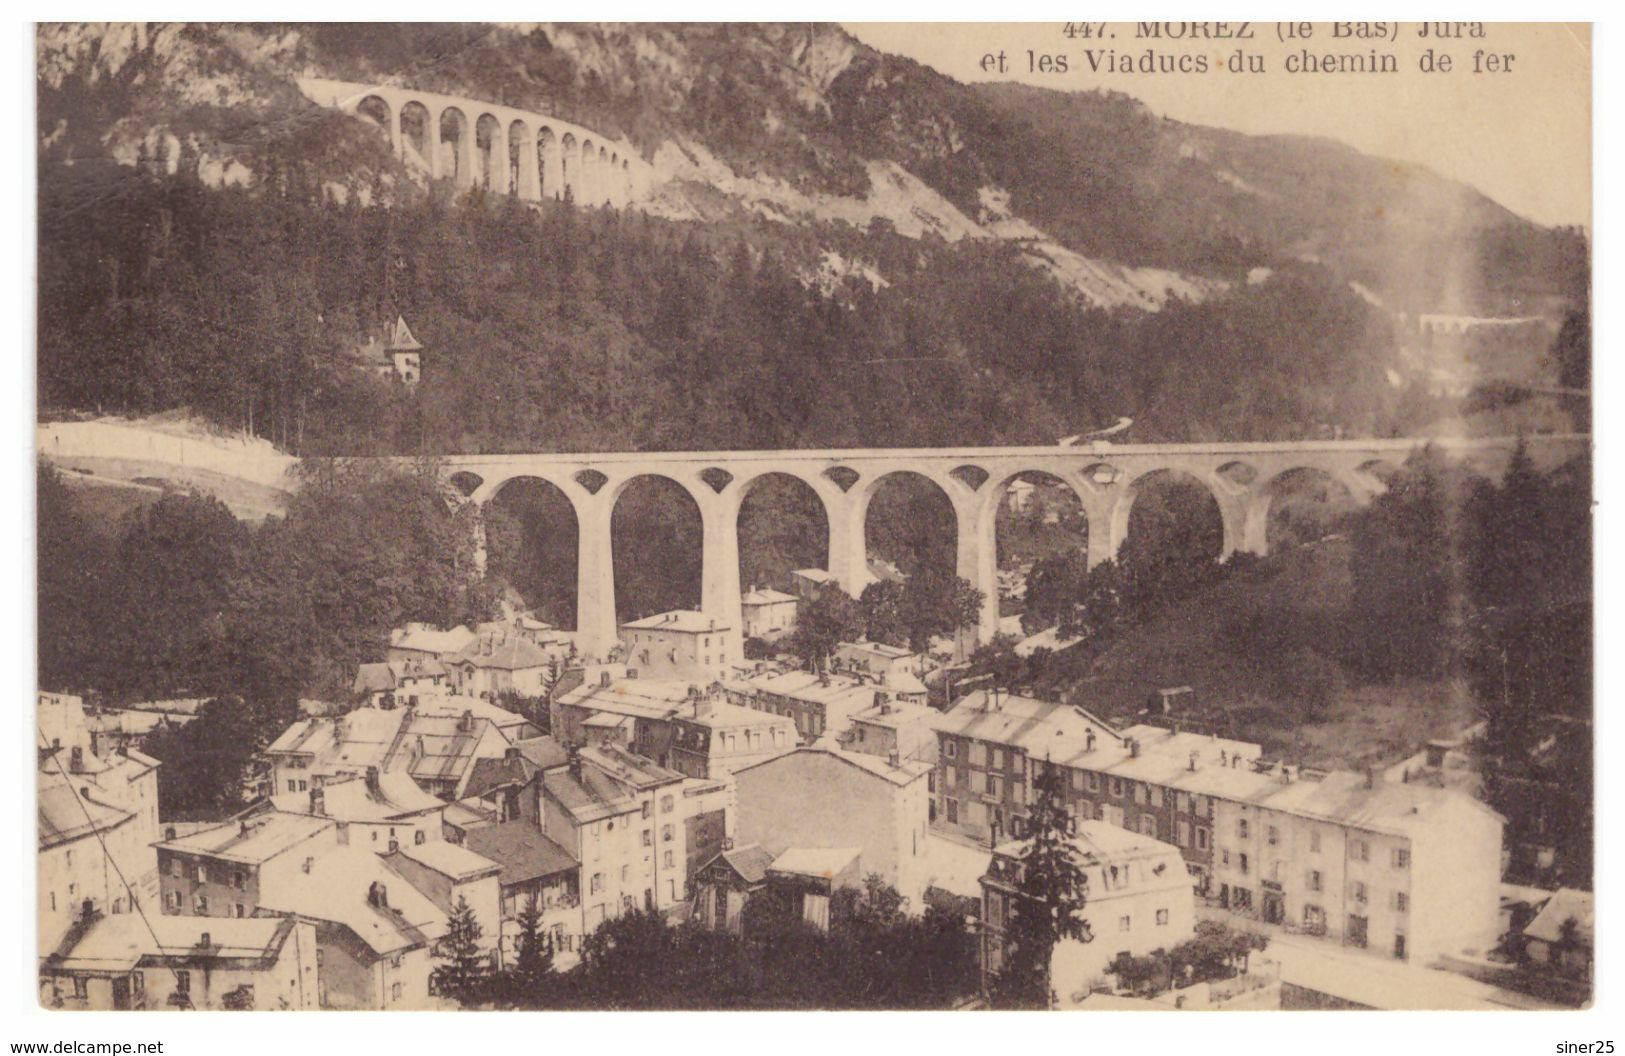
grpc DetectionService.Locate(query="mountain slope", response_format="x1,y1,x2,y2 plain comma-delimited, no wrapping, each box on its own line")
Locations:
38,22,1582,315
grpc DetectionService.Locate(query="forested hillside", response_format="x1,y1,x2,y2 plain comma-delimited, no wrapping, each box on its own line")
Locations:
41,170,1441,456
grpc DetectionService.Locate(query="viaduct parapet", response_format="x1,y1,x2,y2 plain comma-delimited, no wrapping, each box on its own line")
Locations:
431,434,1589,663
297,77,654,207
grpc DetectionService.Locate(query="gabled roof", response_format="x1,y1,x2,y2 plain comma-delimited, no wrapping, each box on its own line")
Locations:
462,821,579,887
555,678,694,720
156,813,334,866
353,658,448,696
769,847,861,880
462,754,538,801
38,771,135,851
935,691,1130,766
386,839,501,883
541,765,639,825
742,588,799,606
270,771,445,822
49,913,295,975
621,610,729,634
1525,887,1593,947
457,634,551,671
391,624,475,656
386,315,422,351
510,736,570,771
732,743,930,788
697,843,776,886
255,845,446,956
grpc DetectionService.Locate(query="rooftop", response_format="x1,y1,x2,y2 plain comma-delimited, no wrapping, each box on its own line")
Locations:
734,743,930,788
156,812,334,866
270,770,445,822
49,913,293,975
769,846,862,880
1524,887,1593,947
742,588,799,606
387,839,501,882
456,633,552,671
621,610,730,634
255,845,445,956
698,843,777,886
461,821,579,886
38,771,135,851
391,623,477,657
837,640,916,660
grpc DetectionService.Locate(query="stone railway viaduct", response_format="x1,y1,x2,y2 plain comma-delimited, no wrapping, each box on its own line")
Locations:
432,435,1588,663
298,78,654,207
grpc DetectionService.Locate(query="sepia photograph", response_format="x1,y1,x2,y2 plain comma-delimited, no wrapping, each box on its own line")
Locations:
26,20,1595,1025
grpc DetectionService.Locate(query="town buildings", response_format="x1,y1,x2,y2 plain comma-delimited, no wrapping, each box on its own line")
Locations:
37,693,162,954
735,744,932,909
450,633,556,700
724,667,879,745
1522,886,1592,981
840,693,939,765
539,745,735,927
41,914,320,1011
262,705,514,801
740,587,799,641
255,847,451,1009
459,822,582,962
263,768,449,849
979,821,1195,996
353,658,453,708
620,609,736,681
554,677,795,780
934,689,1505,965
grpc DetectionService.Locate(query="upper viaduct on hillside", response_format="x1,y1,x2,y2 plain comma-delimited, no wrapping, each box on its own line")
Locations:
434,434,1589,661
297,78,655,207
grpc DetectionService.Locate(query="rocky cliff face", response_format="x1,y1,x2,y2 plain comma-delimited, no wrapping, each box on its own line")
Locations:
37,22,1578,316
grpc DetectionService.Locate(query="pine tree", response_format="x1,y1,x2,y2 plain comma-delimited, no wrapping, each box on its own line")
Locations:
990,762,1090,1009
432,895,490,1006
514,893,555,990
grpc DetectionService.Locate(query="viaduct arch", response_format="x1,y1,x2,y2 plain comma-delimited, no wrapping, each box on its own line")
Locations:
438,435,1588,664
298,78,650,207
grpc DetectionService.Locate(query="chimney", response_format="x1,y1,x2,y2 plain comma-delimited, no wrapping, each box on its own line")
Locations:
459,709,473,733
1130,739,1141,759
368,881,388,908
1231,754,1240,770
199,932,211,949
302,856,314,874
164,825,177,840
887,749,900,768
1364,766,1375,790
310,788,325,816
388,838,399,853
600,670,611,688
505,745,522,761
1085,729,1097,753
568,747,583,782
365,766,381,794
69,746,84,773
239,820,251,838
1188,750,1198,772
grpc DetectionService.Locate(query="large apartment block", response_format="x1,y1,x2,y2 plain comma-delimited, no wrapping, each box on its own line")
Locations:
933,690,1504,965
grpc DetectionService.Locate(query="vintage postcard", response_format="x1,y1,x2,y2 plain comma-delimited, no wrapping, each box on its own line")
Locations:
32,22,1591,1022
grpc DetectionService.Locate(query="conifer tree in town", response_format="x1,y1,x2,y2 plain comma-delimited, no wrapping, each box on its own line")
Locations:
989,760,1090,1009
514,892,555,991
432,895,490,1006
